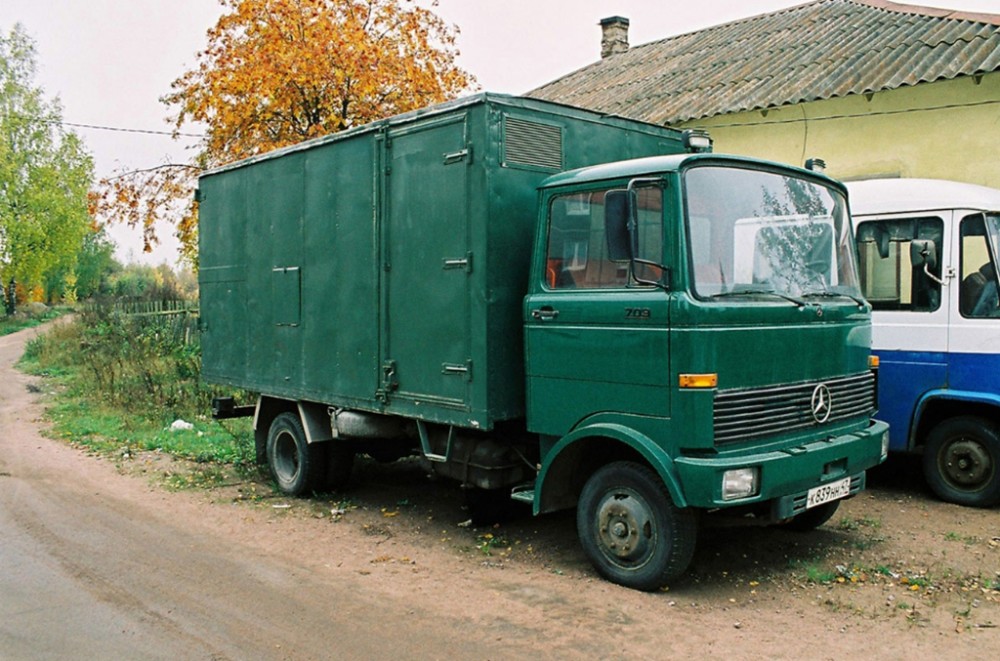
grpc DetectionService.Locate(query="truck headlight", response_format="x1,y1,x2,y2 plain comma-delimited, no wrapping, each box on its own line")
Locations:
722,467,759,501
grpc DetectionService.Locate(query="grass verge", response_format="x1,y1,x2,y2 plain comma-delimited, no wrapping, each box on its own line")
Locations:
16,305,257,489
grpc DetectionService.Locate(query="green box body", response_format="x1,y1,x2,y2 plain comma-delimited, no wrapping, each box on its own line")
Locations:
198,94,684,430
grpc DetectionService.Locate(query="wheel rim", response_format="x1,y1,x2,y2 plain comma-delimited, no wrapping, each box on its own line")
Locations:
272,429,301,484
594,487,655,568
939,437,994,490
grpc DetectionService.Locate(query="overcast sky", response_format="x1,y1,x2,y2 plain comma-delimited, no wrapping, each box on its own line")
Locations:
3,0,997,266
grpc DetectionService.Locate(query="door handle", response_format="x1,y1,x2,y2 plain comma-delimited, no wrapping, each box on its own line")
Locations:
531,307,559,321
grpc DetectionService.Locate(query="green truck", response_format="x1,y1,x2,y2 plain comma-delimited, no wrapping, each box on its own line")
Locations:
198,94,888,591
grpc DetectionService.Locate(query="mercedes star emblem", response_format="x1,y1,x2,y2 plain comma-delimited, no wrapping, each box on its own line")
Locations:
811,383,832,424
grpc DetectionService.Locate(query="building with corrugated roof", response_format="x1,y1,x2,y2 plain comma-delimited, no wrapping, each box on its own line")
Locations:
529,0,1000,186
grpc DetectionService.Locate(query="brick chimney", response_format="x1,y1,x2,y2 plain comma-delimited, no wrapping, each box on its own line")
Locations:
600,16,630,58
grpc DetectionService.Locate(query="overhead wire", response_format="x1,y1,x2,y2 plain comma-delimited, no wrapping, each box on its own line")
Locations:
6,113,204,138
60,120,203,139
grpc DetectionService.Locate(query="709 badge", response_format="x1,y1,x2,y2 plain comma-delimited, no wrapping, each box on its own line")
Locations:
625,307,652,319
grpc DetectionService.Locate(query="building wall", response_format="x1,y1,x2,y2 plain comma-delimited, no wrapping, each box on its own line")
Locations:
677,71,1000,187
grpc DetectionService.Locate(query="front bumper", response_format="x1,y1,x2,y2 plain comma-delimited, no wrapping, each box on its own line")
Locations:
674,419,889,511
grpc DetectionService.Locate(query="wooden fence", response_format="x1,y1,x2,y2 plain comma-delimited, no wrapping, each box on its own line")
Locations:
113,299,199,317
104,299,201,346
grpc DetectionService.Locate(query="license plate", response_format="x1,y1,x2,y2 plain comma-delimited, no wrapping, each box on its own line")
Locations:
806,476,851,509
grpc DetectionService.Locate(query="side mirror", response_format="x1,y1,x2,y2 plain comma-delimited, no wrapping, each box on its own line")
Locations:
909,239,937,269
604,189,633,261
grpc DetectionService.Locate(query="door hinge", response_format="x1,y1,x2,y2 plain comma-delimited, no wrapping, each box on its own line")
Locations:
442,252,473,273
441,360,473,382
376,360,399,401
443,145,472,165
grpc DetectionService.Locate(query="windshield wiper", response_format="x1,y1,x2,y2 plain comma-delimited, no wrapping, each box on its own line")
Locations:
712,288,805,307
802,289,867,307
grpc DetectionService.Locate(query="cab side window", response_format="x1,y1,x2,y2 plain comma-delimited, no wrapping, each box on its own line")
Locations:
545,187,662,289
856,217,943,312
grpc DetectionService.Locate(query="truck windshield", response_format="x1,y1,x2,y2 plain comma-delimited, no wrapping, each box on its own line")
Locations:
684,166,860,300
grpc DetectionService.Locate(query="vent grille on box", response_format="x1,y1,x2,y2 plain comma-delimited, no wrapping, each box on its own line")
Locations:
504,115,563,170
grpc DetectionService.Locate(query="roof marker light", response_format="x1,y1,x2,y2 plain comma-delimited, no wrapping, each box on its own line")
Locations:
682,129,713,154
805,158,826,173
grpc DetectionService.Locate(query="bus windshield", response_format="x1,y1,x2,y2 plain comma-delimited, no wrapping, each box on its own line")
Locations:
684,166,860,300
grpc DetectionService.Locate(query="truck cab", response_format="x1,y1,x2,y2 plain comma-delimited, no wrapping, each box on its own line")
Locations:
524,154,888,587
850,178,1000,507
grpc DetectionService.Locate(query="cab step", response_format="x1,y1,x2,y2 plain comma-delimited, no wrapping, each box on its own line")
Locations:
510,483,536,504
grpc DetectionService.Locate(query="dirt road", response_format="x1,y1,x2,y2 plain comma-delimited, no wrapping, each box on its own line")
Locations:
2,323,998,660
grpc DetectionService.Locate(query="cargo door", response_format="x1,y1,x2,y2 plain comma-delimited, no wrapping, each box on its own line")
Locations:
197,175,248,386
199,265,246,383
380,115,471,411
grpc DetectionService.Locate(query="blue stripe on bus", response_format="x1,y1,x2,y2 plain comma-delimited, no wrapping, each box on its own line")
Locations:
872,349,1000,450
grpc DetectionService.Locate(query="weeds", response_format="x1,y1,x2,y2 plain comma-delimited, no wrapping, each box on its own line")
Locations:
804,565,839,584
18,301,255,474
838,516,882,532
163,466,232,491
943,531,978,545
476,530,511,556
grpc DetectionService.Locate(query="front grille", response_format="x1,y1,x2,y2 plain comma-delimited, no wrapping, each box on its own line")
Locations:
713,372,875,446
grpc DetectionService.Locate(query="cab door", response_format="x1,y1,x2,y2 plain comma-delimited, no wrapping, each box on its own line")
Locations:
524,184,671,436
855,214,949,449
949,211,1000,392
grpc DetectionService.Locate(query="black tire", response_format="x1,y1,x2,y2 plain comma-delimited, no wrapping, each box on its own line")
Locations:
784,499,841,531
266,412,326,496
576,461,697,591
923,416,1000,507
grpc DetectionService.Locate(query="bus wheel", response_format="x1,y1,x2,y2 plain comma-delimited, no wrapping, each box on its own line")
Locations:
923,416,1000,507
266,412,325,496
577,461,697,591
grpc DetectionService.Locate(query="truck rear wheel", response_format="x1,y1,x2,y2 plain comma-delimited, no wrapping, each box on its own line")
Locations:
923,416,1000,507
577,461,697,591
266,412,326,496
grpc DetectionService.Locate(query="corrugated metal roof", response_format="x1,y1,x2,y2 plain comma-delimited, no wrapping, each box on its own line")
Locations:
528,0,1000,125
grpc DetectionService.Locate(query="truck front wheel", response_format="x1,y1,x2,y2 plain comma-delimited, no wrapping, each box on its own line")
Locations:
266,412,326,496
923,416,1000,507
577,461,697,591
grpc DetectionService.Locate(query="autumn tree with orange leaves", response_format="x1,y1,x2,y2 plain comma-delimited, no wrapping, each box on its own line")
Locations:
93,0,474,265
